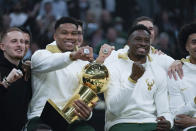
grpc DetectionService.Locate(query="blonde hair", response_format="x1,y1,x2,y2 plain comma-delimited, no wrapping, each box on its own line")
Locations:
0,27,23,42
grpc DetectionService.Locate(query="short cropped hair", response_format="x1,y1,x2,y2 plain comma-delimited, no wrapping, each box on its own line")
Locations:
54,17,78,31
178,22,196,51
128,24,151,40
0,27,23,42
132,16,154,27
76,20,83,27
18,27,32,44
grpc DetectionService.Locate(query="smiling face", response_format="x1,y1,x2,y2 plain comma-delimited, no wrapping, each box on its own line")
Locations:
54,23,78,52
186,33,196,62
1,31,25,61
128,30,150,60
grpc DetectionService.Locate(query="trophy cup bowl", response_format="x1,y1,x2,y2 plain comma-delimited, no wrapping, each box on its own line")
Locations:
40,62,109,130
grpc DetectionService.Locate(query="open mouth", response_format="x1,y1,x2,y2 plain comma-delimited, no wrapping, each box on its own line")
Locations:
137,47,147,53
15,49,23,53
137,47,146,52
64,41,76,46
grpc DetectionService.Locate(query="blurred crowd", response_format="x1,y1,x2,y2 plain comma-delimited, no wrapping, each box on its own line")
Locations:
0,0,196,60
0,1,196,131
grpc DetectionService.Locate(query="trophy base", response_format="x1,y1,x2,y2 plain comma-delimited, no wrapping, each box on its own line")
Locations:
40,99,69,131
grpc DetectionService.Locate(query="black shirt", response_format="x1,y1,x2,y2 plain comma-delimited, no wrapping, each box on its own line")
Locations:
0,53,32,131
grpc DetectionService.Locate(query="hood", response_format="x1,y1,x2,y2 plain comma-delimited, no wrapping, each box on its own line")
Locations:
0,51,17,69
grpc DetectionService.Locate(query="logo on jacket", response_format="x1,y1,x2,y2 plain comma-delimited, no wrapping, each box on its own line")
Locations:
146,79,154,91
194,96,196,104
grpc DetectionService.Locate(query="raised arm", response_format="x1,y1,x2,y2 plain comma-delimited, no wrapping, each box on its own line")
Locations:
32,46,93,73
105,62,145,115
31,50,73,73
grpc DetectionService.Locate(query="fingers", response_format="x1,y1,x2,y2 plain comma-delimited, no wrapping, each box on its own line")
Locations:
168,60,184,80
7,68,23,83
156,116,166,121
174,120,183,128
172,70,177,80
81,46,93,59
132,62,145,74
71,46,94,61
157,120,171,131
157,125,169,131
168,67,177,80
99,44,114,56
167,66,172,79
13,69,23,80
88,47,94,62
174,119,182,124
73,100,92,120
96,44,114,63
176,114,187,118
22,60,31,67
130,62,145,82
22,60,31,81
176,63,183,79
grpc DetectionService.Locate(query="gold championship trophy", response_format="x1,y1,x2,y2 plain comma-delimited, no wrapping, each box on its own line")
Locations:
40,49,109,130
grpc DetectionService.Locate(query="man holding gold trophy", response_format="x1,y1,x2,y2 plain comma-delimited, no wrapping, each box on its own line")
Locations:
27,17,109,131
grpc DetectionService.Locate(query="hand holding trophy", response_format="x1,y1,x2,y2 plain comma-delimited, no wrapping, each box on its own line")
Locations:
40,47,109,131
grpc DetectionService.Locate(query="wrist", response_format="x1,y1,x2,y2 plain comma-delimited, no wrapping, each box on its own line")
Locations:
70,52,77,61
179,59,184,65
129,75,138,82
2,77,11,88
96,55,105,64
128,76,137,84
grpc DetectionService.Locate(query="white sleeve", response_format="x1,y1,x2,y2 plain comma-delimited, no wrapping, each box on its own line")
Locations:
168,79,185,117
104,65,135,116
104,50,118,65
168,79,196,117
154,54,174,72
155,75,173,126
31,50,72,73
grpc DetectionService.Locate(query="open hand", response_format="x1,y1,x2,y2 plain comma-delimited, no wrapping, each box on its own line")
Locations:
175,114,196,129
73,100,96,120
168,60,183,80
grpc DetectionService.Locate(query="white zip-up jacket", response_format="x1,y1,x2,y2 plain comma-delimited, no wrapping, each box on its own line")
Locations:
104,52,172,131
28,41,89,119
